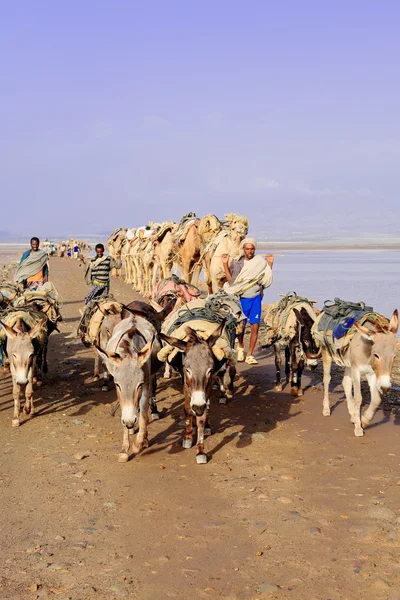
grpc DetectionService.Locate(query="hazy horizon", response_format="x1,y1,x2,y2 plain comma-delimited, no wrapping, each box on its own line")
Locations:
1,1,399,237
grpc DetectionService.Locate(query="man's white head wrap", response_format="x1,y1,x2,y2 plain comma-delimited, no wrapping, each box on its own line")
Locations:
240,237,257,250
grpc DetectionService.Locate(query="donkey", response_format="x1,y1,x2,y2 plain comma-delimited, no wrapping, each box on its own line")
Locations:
319,309,398,436
273,307,320,397
160,319,235,464
95,314,159,462
0,316,47,427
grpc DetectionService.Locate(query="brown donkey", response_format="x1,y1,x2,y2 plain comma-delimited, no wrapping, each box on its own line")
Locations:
318,309,398,436
160,319,235,464
0,316,47,427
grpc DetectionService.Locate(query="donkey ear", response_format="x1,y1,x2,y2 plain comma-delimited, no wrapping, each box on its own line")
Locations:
354,322,375,341
29,318,47,339
185,327,203,344
389,309,399,335
293,308,305,326
137,335,154,368
207,319,226,348
94,343,122,362
159,333,188,352
0,320,17,338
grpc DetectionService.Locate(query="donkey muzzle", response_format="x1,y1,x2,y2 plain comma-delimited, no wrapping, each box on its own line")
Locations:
377,376,391,395
190,391,207,417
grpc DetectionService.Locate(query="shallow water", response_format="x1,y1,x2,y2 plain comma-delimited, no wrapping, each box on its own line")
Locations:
262,250,400,317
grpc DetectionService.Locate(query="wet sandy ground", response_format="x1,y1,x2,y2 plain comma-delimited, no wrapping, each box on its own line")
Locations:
0,257,399,600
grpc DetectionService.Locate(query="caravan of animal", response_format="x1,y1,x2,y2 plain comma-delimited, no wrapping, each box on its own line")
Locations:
0,232,398,467
106,213,249,297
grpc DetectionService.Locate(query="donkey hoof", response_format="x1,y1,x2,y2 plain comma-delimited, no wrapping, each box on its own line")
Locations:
12,418,20,427
101,385,109,392
151,411,160,421
354,427,364,437
204,427,212,436
219,397,227,405
322,408,331,417
196,454,207,464
182,439,193,449
118,452,129,463
361,416,371,428
290,387,302,397
274,384,283,392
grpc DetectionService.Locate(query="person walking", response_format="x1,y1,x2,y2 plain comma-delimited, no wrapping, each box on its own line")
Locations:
14,237,49,291
222,238,274,365
83,243,122,305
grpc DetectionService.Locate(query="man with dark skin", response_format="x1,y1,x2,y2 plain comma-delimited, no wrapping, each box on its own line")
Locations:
15,237,49,290
83,243,122,304
222,240,274,364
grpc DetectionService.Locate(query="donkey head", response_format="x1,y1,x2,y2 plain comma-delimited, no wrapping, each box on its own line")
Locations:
0,318,46,385
354,309,398,394
96,326,155,429
160,319,226,417
293,307,321,369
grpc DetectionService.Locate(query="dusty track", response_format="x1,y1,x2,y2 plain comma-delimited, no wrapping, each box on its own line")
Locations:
1,257,399,600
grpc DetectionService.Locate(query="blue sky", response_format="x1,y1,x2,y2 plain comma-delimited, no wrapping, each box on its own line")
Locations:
1,1,399,238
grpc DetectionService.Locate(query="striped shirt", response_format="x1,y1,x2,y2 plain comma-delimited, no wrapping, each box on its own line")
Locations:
90,256,121,283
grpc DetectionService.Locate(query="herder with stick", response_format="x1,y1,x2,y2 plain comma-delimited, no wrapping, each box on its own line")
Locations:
222,238,274,365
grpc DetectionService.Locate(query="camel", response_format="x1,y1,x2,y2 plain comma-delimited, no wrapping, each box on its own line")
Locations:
153,222,177,283
204,214,249,293
122,229,136,286
107,228,127,278
173,220,202,285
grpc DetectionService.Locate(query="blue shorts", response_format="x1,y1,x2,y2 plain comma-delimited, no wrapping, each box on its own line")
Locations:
240,295,262,325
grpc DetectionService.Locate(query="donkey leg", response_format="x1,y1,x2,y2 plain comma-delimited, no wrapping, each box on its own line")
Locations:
182,393,194,448
322,348,332,416
342,368,356,422
164,362,172,379
274,343,283,391
351,368,364,436
23,373,34,416
195,411,208,464
118,426,131,462
224,362,236,399
284,346,291,389
362,372,381,428
93,349,100,380
12,380,23,427
131,412,149,454
150,375,160,420
291,357,304,397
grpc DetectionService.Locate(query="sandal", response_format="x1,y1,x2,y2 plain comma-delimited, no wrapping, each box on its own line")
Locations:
237,347,245,362
245,355,258,365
